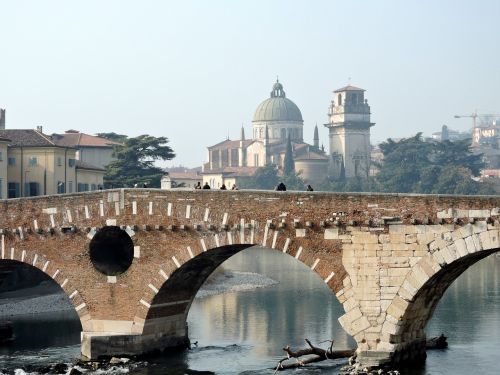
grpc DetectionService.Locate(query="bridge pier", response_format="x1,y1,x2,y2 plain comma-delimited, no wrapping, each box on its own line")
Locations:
81,316,189,359
356,338,427,369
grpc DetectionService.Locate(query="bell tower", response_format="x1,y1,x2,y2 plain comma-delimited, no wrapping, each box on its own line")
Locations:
324,85,374,179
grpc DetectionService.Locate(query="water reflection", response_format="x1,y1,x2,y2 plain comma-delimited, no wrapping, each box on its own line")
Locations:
185,247,352,374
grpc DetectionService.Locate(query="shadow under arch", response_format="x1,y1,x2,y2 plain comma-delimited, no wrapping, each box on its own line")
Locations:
0,254,90,332
143,244,252,336
389,248,499,364
0,259,84,351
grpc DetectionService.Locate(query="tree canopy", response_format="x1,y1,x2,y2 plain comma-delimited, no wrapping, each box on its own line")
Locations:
104,134,175,188
319,134,494,195
238,164,280,190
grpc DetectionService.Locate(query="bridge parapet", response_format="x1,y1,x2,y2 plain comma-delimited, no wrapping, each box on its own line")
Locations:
0,189,499,367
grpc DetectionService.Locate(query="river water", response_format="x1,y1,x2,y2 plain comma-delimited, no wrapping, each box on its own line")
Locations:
1,247,499,374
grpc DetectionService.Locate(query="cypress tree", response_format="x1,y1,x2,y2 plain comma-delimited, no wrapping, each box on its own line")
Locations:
283,135,295,176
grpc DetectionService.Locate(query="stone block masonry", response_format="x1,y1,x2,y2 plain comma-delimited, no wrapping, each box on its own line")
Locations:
0,189,499,368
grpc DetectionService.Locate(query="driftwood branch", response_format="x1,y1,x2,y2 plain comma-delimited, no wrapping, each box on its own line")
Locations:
273,335,448,373
274,339,354,373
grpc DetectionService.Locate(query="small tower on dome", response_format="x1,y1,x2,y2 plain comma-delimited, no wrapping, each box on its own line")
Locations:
240,125,245,141
324,84,374,179
313,124,319,149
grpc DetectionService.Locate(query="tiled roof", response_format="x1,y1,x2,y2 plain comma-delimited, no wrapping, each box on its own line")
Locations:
202,166,259,177
0,129,65,148
167,171,202,180
294,151,329,161
208,139,253,150
334,85,365,93
75,160,106,171
52,131,122,148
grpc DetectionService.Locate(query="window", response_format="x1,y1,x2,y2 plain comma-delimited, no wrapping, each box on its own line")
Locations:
8,182,20,198
25,182,40,197
28,156,38,166
8,157,15,166
68,158,76,168
57,181,65,194
68,181,73,193
254,154,259,166
57,157,62,167
91,184,97,191
0,151,3,162
77,183,89,192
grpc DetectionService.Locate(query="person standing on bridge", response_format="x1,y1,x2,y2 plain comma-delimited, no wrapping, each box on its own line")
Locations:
202,182,211,189
275,182,286,191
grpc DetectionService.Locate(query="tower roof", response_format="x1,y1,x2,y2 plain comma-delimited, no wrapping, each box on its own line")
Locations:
333,85,365,93
252,79,303,123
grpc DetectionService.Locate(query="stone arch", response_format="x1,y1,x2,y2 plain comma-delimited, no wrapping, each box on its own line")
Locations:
382,226,500,363
132,226,344,337
0,247,91,329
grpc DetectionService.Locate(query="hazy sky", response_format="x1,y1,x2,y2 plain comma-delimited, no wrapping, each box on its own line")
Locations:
1,0,499,167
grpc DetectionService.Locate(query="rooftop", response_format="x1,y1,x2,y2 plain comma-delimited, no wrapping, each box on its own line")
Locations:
75,160,106,172
0,129,66,148
334,85,365,93
52,131,122,148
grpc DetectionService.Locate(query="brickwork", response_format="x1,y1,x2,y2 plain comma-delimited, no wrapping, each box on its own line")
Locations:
0,189,499,365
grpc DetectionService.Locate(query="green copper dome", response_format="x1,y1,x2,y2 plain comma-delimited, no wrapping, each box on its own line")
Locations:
252,80,303,123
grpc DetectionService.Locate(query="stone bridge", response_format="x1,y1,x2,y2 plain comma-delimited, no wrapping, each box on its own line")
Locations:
1,189,499,368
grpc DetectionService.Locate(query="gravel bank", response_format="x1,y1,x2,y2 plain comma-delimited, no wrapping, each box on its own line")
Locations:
0,270,278,317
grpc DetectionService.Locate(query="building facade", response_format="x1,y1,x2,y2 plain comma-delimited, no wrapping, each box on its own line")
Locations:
0,136,9,199
52,130,121,169
203,80,328,188
0,129,105,198
325,85,374,179
161,171,203,189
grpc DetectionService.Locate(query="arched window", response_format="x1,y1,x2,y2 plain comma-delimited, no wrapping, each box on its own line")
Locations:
338,94,342,106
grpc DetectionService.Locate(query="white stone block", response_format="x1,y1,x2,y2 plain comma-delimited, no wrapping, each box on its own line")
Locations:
464,236,476,254
473,221,488,234
469,209,490,218
454,238,468,257
295,229,306,238
324,228,339,240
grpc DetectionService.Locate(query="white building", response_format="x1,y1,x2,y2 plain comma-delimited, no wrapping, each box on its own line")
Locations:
203,80,328,188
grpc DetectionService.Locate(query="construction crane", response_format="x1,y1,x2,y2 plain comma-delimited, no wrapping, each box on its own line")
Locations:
454,111,500,145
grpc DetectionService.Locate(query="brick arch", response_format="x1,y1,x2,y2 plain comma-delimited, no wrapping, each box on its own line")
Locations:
381,227,500,362
132,224,344,335
0,247,91,328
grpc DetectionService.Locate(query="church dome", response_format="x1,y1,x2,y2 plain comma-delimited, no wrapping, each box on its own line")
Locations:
252,80,303,123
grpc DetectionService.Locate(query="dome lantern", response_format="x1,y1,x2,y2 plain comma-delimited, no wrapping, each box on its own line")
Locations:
271,78,286,98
